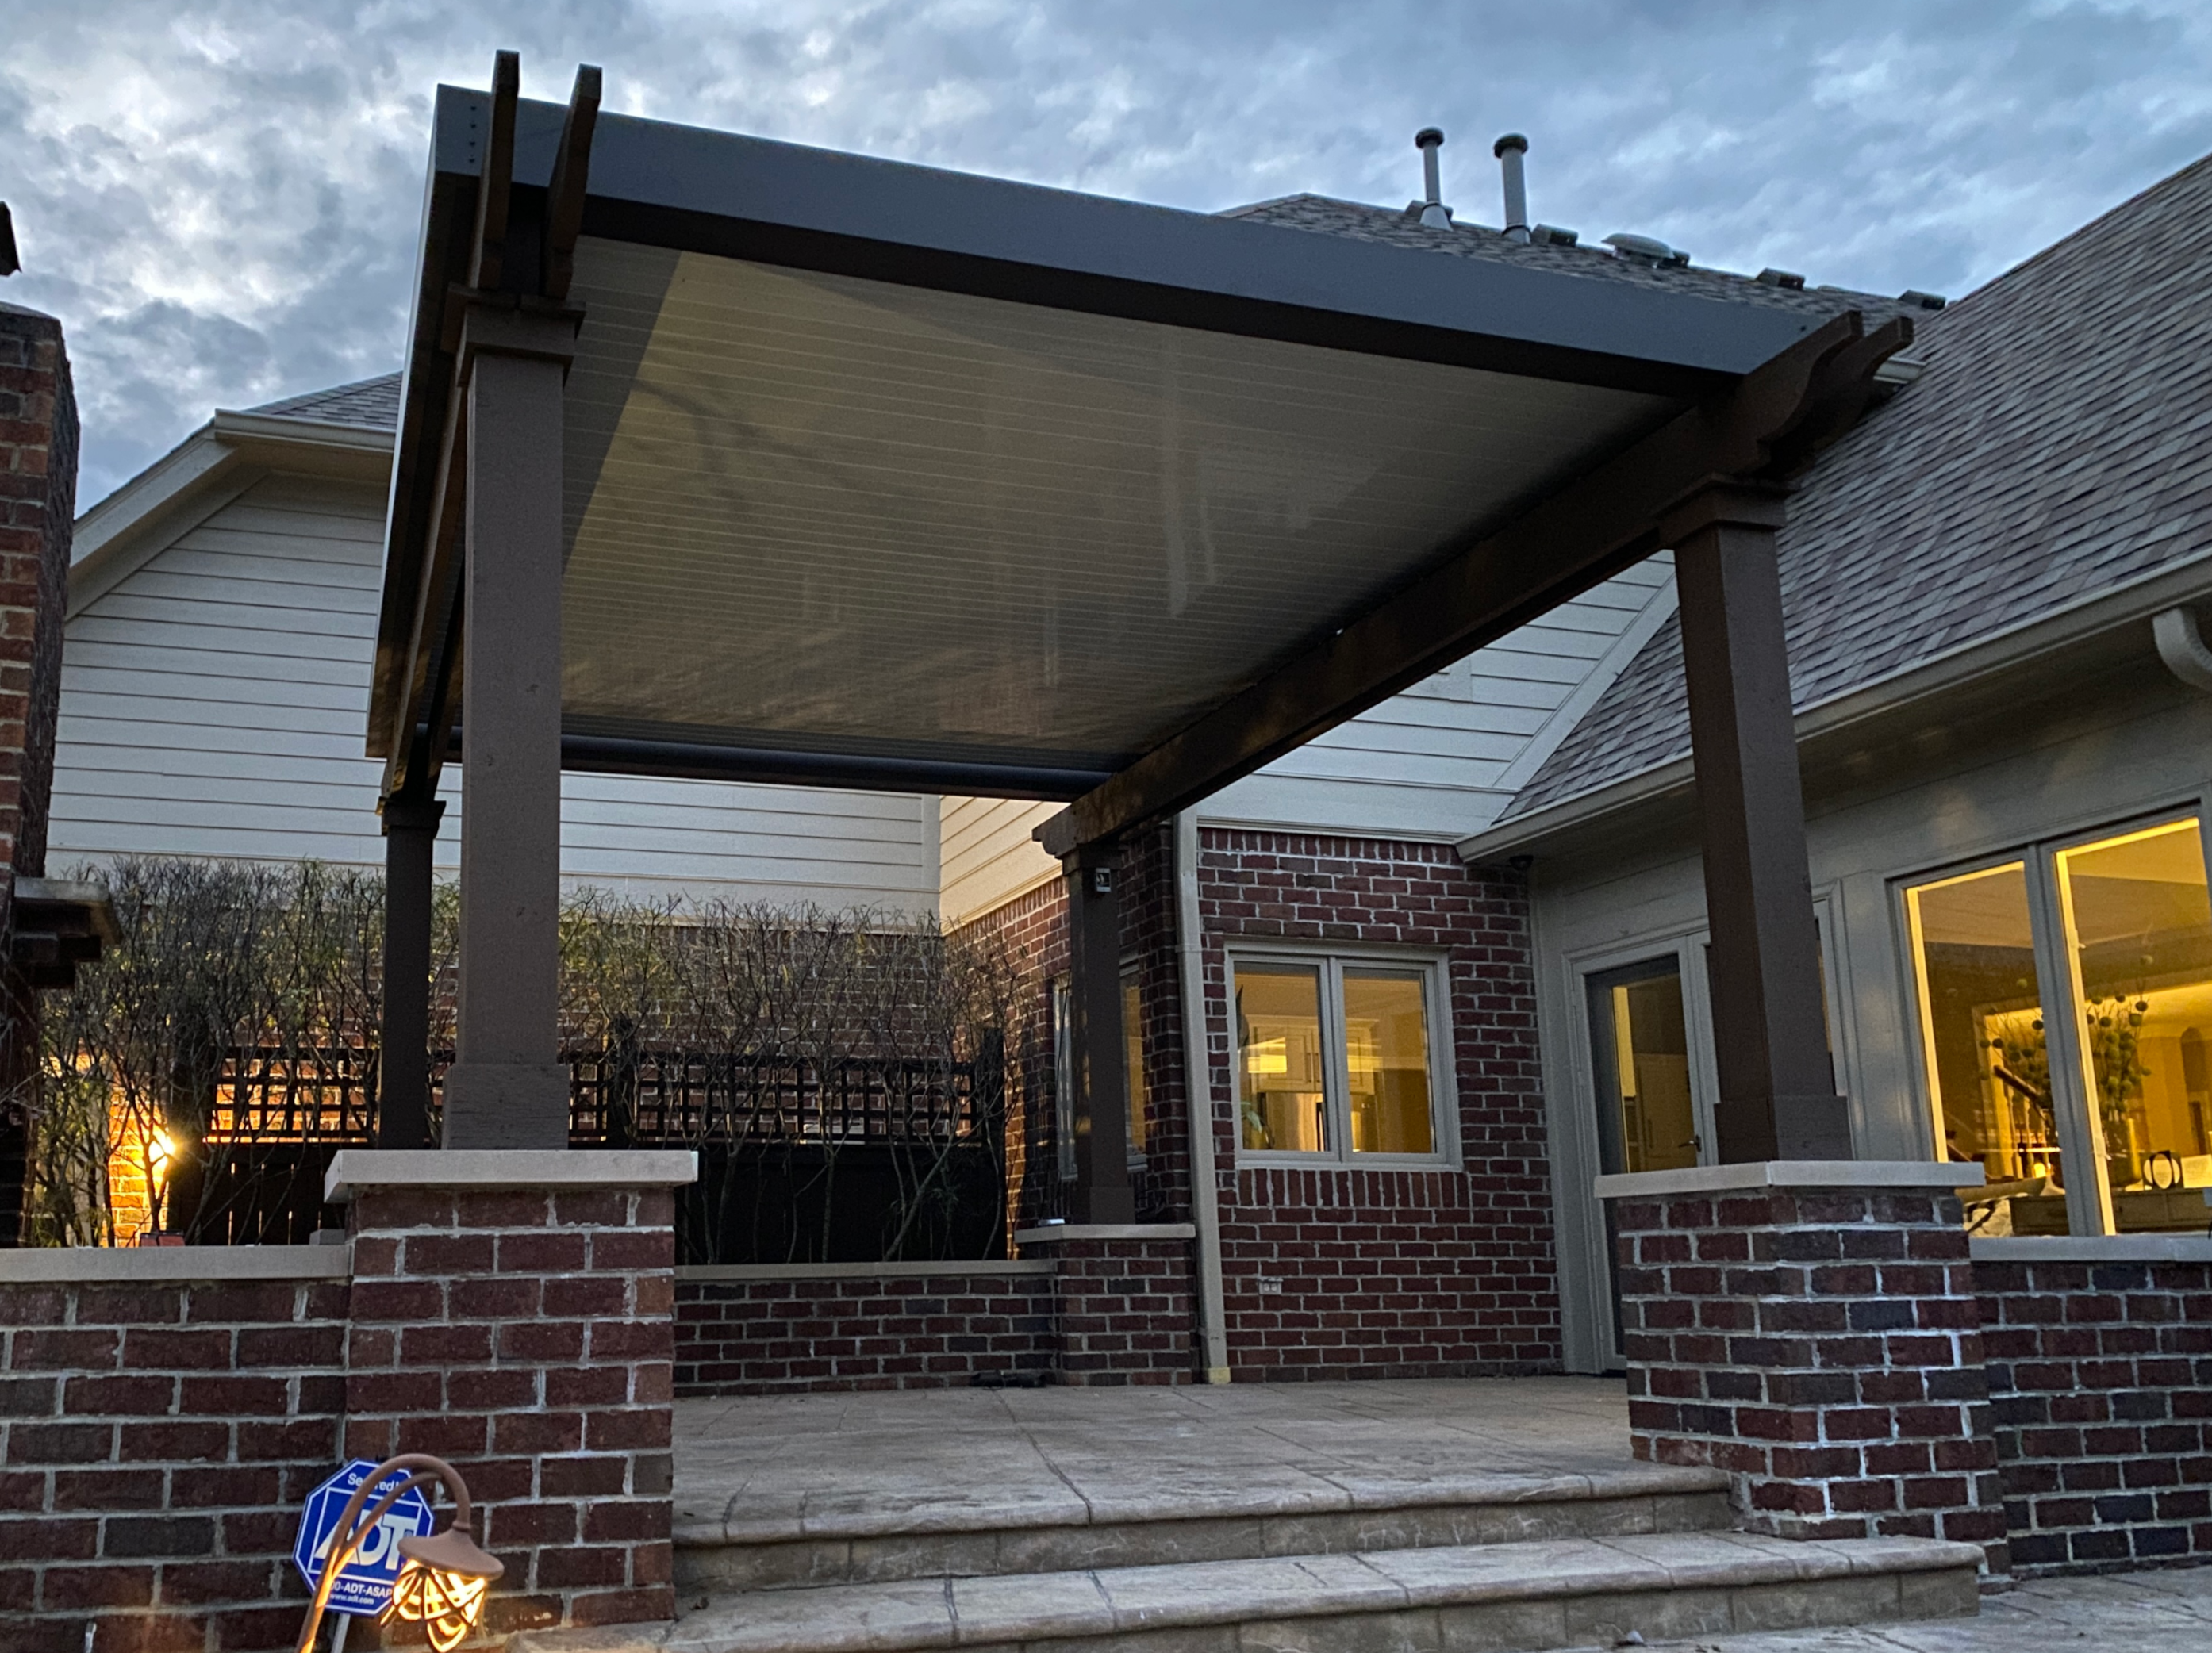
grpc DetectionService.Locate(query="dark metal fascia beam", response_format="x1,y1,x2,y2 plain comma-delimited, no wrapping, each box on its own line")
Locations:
579,198,1727,400
559,734,1109,801
1036,311,1913,858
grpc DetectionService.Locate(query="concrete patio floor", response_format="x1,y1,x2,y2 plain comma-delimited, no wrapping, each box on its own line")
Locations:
1634,1561,2212,1649
673,1376,1643,1540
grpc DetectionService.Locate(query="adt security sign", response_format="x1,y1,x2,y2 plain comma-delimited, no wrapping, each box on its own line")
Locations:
294,1460,436,1616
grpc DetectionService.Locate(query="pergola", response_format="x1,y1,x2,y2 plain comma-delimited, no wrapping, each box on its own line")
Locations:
370,56,1908,1215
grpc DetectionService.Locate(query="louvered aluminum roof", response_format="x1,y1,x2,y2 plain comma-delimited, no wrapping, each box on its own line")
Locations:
374,84,1866,820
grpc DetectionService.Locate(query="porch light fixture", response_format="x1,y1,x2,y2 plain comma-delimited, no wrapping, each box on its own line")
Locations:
294,1453,503,1653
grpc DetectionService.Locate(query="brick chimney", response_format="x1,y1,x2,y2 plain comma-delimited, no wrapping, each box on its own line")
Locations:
0,300,79,1241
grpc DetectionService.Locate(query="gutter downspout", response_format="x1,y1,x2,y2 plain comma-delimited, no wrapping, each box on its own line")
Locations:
2154,606,2212,692
1176,810,1232,1382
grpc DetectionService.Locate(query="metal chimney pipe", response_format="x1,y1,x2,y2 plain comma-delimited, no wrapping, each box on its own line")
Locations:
1494,133,1530,244
1414,128,1450,228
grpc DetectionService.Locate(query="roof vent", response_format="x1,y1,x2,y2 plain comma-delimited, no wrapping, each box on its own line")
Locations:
1493,134,1530,244
1898,289,1947,311
0,205,17,278
1756,267,1806,290
1531,225,1578,247
1603,232,1688,268
1409,128,1452,228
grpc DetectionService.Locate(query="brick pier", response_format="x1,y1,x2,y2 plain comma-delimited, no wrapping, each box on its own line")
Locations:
329,1150,693,1637
1599,1162,2010,1577
1014,1224,1197,1385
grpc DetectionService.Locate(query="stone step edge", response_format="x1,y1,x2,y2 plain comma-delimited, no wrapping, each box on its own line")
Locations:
674,1464,1733,1548
526,1533,1983,1653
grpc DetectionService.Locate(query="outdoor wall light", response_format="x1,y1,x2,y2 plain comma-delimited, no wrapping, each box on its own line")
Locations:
294,1453,504,1653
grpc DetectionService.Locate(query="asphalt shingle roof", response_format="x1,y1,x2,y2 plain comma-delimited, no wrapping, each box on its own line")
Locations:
1223,194,1923,324
1502,150,2212,823
245,374,401,431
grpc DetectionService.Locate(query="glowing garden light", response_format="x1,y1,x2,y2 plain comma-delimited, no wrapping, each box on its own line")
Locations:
294,1454,502,1653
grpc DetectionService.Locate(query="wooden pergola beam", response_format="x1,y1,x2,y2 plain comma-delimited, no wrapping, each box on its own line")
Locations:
1035,312,1911,858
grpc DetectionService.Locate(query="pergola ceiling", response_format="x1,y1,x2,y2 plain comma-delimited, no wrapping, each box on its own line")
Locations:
558,239,1675,773
373,73,1904,848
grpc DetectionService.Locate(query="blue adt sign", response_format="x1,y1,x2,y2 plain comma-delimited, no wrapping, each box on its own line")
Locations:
294,1460,437,1617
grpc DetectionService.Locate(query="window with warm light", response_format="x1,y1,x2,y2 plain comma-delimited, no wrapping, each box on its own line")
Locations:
1122,969,1149,1156
1902,812,2212,1236
1047,972,1150,1172
1233,952,1451,1163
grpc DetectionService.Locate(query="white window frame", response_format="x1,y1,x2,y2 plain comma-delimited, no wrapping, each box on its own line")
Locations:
1227,942,1461,1169
1891,800,2212,1237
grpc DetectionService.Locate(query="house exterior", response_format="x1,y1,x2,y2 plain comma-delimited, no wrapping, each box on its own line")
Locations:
1460,150,2212,1372
60,145,2212,1391
45,140,1948,1383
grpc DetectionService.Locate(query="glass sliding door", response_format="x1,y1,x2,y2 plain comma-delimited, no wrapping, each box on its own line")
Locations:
1903,862,2067,1233
2053,819,2212,1233
1900,811,2212,1236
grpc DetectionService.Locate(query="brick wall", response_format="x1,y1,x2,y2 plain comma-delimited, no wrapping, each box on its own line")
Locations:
344,1179,676,1636
1200,831,1559,1381
0,1258,349,1653
1975,1247,2212,1574
1609,1179,2007,1575
1023,1228,1196,1385
673,1266,1054,1394
952,828,1561,1383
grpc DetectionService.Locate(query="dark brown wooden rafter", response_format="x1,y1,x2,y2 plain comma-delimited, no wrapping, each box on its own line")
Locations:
543,65,602,301
1034,309,1913,858
378,53,601,807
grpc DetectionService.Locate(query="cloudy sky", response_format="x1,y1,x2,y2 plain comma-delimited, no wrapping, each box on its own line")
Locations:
6,1,2210,508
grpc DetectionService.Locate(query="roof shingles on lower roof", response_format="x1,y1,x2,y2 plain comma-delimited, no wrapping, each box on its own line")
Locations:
1500,149,2212,824
1222,194,1918,321
244,373,401,431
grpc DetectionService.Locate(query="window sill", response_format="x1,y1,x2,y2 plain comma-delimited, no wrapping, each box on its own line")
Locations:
1236,1151,1460,1172
1969,1233,2212,1263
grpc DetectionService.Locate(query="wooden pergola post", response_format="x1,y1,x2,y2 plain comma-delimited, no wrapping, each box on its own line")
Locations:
1669,482,1850,1161
440,305,577,1150
376,794,444,1149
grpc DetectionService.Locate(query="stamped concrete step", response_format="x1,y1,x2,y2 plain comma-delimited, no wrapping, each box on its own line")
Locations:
674,1464,1734,1594
528,1532,1982,1653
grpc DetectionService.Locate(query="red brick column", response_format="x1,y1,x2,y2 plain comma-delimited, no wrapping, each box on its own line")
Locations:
0,301,79,1242
1599,1163,2008,1576
327,1150,695,1638
1016,1223,1196,1385
0,301,73,911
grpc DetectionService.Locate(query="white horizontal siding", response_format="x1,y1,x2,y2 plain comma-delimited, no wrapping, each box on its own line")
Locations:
49,470,940,915
939,796,1059,926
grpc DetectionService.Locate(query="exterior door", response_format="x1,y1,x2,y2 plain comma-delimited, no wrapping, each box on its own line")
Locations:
1584,957,1700,1363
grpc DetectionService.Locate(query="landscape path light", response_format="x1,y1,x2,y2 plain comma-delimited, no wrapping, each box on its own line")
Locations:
295,1453,504,1653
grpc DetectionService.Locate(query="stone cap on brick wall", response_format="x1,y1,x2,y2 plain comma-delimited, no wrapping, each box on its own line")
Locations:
678,1260,1056,1281
1013,1222,1198,1244
325,1148,698,1201
0,1243,350,1282
1594,1160,1987,1199
1972,1234,2212,1263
